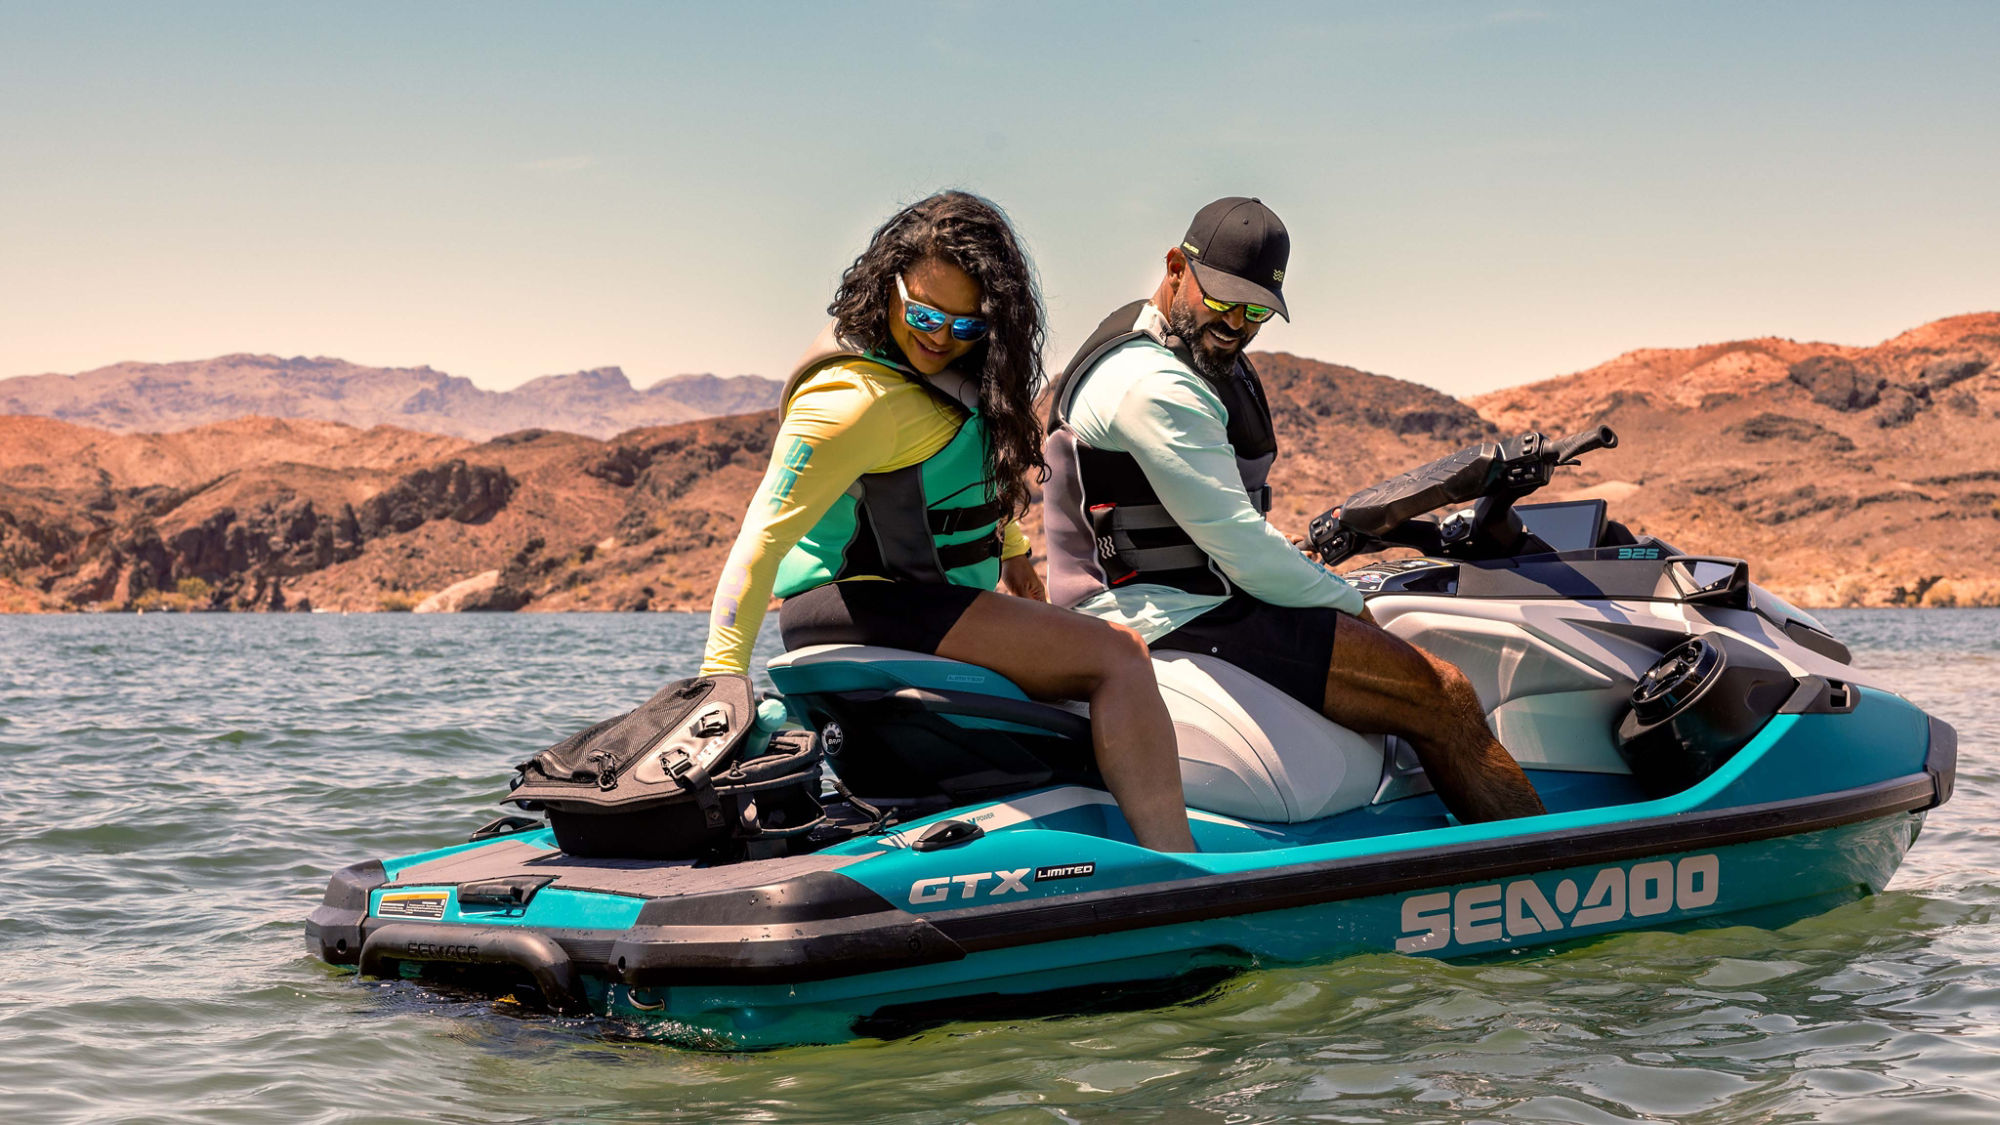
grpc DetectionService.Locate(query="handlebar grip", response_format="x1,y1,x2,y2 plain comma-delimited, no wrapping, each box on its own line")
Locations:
1553,425,1618,463
1339,442,1502,535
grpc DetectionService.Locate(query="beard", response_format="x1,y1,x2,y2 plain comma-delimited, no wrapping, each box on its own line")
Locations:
1166,301,1245,383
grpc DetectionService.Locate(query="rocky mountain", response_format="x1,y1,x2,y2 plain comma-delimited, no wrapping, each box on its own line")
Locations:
1469,312,2000,607
2,313,1996,614
0,355,781,440
0,411,777,614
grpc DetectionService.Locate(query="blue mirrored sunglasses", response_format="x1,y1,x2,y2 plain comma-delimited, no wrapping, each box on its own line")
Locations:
897,275,989,342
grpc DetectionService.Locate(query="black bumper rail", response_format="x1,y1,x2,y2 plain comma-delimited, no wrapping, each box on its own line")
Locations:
315,868,965,996
610,871,965,986
1927,715,1957,809
305,859,387,965
358,923,590,1015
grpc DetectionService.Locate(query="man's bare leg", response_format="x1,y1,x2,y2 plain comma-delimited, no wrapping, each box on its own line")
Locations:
1320,614,1545,823
934,592,1196,852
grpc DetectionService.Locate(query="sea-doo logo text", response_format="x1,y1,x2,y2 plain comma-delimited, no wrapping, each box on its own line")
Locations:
1396,855,1719,953
406,942,481,962
908,868,1030,905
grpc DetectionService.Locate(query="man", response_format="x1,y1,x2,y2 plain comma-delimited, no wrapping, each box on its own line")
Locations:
1042,196,1544,823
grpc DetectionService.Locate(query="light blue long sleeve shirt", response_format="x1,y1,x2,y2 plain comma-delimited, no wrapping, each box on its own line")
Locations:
1064,304,1365,641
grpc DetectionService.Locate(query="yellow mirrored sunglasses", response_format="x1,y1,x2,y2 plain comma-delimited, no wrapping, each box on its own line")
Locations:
1199,295,1278,323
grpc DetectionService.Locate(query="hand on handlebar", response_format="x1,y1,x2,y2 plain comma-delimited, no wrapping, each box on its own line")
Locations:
1299,508,1343,552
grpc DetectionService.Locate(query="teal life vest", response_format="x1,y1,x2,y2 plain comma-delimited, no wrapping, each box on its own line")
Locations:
772,325,1006,598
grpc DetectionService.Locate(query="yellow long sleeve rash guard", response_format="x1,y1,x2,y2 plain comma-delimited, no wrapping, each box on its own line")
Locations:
700,358,1028,675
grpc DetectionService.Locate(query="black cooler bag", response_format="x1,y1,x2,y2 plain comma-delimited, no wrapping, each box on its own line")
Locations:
507,673,824,859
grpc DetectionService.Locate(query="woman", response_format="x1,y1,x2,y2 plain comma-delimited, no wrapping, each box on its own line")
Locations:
700,191,1193,852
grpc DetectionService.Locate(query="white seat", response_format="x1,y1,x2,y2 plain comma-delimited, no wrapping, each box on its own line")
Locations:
1152,651,1384,822
768,644,1384,824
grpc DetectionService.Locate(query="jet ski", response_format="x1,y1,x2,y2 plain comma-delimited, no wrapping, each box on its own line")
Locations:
307,425,1956,1049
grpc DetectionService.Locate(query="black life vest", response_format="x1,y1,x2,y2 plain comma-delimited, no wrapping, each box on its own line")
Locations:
1041,301,1278,608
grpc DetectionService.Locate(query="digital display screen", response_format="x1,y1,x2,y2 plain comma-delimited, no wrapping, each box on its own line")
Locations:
1516,499,1607,552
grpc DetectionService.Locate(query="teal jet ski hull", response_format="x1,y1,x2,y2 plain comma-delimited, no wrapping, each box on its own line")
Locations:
308,687,1952,1049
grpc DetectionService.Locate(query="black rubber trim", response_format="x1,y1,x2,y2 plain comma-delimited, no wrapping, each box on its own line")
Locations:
304,859,387,965
354,920,617,976
344,871,965,989
1779,675,1857,715
834,687,1093,741
630,869,891,926
459,874,557,909
1783,618,1853,664
912,819,986,852
359,922,589,1014
1446,554,1754,606
611,871,965,986
1926,715,1957,809
927,772,1943,954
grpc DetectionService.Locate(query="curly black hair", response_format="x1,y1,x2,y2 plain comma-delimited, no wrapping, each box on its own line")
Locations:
827,190,1048,523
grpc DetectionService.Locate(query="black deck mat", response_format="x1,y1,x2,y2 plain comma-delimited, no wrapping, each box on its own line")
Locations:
388,838,878,899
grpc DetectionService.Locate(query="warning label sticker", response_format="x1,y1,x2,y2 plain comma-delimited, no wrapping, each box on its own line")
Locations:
377,892,448,920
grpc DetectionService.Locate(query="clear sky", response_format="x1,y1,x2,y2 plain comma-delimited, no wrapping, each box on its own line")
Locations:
3,1,1996,398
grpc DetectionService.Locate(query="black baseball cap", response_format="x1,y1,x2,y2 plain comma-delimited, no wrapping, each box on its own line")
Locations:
1178,196,1290,320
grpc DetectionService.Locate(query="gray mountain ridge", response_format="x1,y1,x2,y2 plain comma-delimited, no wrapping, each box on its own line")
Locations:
0,354,782,440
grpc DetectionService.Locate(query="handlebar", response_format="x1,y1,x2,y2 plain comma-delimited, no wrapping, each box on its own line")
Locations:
1553,425,1618,464
1306,425,1620,565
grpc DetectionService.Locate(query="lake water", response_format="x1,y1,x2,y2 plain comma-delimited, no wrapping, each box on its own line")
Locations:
1,610,1994,1123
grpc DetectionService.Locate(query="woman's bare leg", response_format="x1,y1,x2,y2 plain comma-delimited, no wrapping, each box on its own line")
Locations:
933,592,1195,852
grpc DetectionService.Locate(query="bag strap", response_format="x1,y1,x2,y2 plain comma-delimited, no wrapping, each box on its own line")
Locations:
658,747,727,830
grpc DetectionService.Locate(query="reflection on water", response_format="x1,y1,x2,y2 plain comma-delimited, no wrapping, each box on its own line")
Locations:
0,608,1993,1123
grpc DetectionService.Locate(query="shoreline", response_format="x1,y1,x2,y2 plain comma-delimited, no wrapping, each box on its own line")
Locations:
6,602,1996,617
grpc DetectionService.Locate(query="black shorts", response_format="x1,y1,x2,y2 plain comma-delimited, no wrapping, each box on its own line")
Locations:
1150,593,1342,711
779,580,985,655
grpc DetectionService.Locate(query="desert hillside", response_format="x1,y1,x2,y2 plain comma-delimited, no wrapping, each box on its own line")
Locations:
1470,312,2000,607
0,354,780,440
2,313,1996,613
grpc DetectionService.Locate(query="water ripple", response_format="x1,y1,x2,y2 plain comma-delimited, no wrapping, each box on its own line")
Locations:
0,609,1993,1123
